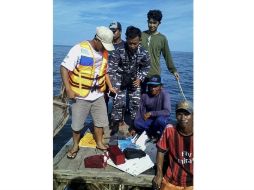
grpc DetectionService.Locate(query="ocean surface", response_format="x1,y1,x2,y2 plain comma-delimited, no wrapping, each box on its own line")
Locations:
53,45,193,156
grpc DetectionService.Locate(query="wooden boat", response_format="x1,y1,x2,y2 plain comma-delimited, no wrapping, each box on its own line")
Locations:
53,136,154,190
53,85,69,137
53,86,155,189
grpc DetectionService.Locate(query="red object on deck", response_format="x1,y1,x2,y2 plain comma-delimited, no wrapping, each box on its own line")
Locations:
108,145,125,165
84,154,107,168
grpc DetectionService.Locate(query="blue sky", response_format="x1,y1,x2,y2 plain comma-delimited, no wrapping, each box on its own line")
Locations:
54,0,193,52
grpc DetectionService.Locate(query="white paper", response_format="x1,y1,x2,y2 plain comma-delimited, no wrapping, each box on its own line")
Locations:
135,132,157,163
107,132,158,176
107,155,154,176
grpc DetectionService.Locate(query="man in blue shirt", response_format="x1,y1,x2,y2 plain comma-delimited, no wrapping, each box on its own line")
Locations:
132,75,171,139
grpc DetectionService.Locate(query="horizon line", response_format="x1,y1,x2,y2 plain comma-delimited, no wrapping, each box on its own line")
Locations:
53,44,193,53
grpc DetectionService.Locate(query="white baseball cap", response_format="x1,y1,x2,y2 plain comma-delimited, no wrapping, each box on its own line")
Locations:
96,26,115,51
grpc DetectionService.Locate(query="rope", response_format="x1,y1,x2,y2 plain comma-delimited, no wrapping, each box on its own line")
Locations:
176,79,187,101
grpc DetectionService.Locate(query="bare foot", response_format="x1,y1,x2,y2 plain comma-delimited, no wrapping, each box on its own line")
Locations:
118,121,129,136
129,129,136,136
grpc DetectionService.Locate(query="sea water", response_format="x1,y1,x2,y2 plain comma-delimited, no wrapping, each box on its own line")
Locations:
53,45,193,156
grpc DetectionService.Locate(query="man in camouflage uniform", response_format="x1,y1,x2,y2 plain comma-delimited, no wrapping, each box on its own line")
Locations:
108,26,150,135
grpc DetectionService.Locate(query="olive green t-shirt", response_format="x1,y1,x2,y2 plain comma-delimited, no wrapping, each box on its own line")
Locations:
141,31,177,78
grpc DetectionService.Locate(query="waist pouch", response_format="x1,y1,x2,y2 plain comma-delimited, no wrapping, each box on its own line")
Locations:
123,148,146,159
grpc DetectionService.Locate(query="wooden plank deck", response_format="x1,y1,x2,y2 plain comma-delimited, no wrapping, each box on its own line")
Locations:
53,124,155,190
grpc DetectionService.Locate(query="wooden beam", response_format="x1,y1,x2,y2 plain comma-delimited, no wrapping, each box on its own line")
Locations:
53,169,153,187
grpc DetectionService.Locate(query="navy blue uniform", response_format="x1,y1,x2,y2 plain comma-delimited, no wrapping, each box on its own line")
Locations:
108,43,150,122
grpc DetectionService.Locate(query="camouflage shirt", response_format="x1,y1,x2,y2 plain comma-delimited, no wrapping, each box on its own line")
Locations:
108,43,151,88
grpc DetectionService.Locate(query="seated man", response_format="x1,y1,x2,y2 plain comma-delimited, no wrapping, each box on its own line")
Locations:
132,75,171,139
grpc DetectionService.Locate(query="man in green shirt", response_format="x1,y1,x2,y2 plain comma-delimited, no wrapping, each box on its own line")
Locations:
141,9,180,93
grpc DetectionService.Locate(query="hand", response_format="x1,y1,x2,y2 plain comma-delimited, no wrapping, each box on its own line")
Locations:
133,78,141,87
152,175,163,190
173,71,180,80
65,88,77,99
143,112,151,120
109,87,117,94
129,129,136,136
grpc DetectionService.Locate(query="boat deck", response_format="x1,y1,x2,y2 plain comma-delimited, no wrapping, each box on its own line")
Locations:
53,124,155,190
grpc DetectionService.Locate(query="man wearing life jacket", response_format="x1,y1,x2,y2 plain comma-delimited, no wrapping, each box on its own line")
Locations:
60,26,116,159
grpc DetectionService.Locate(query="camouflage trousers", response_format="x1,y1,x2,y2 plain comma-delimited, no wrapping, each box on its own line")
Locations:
111,87,141,122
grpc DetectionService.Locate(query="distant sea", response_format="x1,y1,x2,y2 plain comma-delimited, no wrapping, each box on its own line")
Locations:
53,45,193,156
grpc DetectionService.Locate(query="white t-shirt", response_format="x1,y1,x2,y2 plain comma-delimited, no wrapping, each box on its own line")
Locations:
61,42,105,101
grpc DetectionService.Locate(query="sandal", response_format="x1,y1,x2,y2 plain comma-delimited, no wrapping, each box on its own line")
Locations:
67,148,79,159
96,145,109,152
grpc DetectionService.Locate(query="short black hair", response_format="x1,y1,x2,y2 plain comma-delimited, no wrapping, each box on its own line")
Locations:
147,10,162,22
125,26,141,40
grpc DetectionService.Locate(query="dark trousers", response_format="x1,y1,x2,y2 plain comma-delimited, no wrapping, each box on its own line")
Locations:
141,77,149,94
104,85,109,113
134,115,170,138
